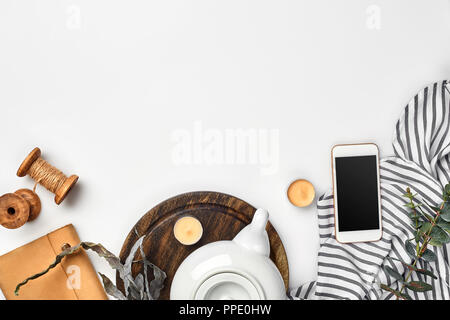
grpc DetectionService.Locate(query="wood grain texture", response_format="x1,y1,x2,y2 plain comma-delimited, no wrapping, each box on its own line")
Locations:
117,191,289,300
0,193,29,229
14,189,41,221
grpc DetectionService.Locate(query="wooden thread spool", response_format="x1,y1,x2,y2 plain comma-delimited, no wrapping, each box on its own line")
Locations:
0,189,41,229
17,147,79,205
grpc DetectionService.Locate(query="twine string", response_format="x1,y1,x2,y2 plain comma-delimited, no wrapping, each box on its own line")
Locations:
28,158,67,194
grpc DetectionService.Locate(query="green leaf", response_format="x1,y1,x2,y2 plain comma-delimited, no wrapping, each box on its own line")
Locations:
405,281,433,292
404,240,417,259
428,238,443,247
409,212,420,220
444,184,450,201
387,257,437,279
420,222,433,234
383,266,403,282
415,268,438,279
430,226,450,244
380,284,412,300
400,292,412,300
440,203,450,222
445,183,450,194
414,230,422,243
421,248,437,262
437,220,450,232
411,222,423,232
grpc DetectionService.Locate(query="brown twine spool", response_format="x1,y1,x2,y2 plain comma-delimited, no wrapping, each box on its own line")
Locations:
0,189,41,229
29,158,67,194
17,147,78,205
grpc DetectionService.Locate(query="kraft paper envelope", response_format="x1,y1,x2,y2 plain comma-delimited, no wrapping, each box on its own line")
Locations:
0,224,107,300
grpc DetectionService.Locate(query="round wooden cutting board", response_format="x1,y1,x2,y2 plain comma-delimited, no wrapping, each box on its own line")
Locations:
117,191,289,300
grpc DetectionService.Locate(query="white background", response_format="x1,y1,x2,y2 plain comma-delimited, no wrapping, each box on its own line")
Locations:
0,0,449,294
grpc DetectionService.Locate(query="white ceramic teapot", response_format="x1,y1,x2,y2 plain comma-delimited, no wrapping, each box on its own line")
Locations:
170,209,287,300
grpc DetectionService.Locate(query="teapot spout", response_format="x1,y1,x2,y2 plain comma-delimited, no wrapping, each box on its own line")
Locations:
251,208,269,230
233,208,270,257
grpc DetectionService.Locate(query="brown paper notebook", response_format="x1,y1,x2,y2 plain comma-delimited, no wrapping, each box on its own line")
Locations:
0,224,107,300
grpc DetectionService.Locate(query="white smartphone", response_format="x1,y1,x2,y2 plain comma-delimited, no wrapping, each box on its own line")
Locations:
331,143,382,243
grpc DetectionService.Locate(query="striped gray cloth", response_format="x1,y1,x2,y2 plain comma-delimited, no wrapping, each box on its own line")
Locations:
290,80,450,300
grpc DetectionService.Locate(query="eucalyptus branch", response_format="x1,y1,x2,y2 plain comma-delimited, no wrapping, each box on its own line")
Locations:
396,193,441,298
380,184,450,300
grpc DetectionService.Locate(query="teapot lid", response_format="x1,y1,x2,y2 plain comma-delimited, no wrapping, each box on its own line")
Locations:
194,272,265,300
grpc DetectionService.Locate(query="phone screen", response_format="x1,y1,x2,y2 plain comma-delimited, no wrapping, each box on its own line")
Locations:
335,155,380,232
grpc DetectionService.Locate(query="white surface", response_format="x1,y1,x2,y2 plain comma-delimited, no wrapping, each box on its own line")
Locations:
0,0,449,293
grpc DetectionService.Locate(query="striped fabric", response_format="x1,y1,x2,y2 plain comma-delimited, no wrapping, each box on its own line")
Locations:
290,80,450,300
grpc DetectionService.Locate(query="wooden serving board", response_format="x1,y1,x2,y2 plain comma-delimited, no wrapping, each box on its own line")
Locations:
117,191,289,300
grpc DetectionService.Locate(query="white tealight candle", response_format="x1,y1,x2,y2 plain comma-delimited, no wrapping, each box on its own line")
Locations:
174,216,203,245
